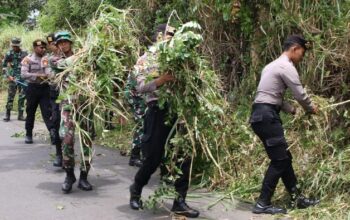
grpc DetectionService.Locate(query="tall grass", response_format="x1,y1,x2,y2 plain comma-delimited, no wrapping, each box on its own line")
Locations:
55,4,140,167
0,25,45,90
2,1,348,219
0,25,44,52
135,1,350,218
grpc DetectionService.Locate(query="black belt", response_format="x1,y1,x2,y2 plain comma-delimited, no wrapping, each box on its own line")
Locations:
28,82,49,87
252,103,281,113
147,100,158,108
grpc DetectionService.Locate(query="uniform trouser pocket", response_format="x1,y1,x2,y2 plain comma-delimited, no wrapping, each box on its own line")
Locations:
141,107,156,143
251,109,291,161
265,135,290,160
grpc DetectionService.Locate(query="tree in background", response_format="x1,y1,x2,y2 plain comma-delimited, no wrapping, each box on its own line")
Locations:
0,0,44,26
38,0,102,31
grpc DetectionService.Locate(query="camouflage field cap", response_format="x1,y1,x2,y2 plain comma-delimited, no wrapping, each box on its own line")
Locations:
54,31,73,44
10,37,21,47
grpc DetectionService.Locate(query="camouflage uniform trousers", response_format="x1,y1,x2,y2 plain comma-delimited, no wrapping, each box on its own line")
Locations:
5,81,26,112
129,96,146,158
59,100,93,172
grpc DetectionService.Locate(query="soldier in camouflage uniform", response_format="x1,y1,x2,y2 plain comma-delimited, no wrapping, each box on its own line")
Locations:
2,38,28,121
49,31,93,193
125,70,146,167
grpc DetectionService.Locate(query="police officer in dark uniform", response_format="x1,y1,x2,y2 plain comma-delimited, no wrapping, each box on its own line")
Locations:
129,24,199,218
250,35,319,214
21,39,55,145
45,33,63,167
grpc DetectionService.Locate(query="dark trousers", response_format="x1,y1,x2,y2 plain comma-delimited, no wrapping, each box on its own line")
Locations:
49,86,61,131
134,103,191,198
250,103,297,204
49,86,61,145
25,83,53,135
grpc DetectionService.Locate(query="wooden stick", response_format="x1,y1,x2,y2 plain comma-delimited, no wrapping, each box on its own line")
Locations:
321,99,350,110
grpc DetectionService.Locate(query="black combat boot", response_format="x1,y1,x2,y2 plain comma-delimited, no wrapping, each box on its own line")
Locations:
17,110,25,121
252,200,287,215
3,109,10,122
53,144,63,167
129,156,143,167
25,136,33,144
129,183,143,210
53,155,63,167
78,170,93,191
289,187,319,209
171,196,200,218
62,168,76,193
129,146,143,167
25,131,33,144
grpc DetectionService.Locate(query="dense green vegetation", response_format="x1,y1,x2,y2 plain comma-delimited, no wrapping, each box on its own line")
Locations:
1,0,349,219
0,26,44,90
0,0,43,25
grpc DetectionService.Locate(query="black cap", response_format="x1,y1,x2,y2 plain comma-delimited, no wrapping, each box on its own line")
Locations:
152,24,176,42
33,39,47,47
283,35,311,51
46,33,55,44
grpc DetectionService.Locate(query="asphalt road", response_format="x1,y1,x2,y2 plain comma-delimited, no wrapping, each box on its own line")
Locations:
0,114,259,220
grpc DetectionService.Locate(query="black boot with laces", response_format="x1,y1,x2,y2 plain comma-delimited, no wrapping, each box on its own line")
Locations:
171,197,200,218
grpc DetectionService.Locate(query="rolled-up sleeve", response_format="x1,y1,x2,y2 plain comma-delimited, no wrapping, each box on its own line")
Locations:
2,53,10,68
281,101,295,114
2,53,10,76
136,74,157,94
280,66,313,112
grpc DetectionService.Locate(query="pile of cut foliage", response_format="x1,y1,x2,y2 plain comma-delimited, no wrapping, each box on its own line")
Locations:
56,4,140,159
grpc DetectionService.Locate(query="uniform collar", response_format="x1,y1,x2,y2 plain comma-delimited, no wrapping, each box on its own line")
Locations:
280,54,294,65
32,53,43,60
11,49,22,54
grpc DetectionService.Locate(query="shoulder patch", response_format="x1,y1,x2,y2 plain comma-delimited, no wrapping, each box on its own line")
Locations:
22,56,30,65
41,57,49,67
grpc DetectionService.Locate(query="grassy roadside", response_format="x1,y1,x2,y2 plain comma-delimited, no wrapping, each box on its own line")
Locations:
94,119,134,156
0,86,133,155
2,86,349,219
0,88,44,122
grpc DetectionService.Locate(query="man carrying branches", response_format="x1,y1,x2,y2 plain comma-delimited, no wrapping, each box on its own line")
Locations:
129,24,200,218
49,31,93,193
